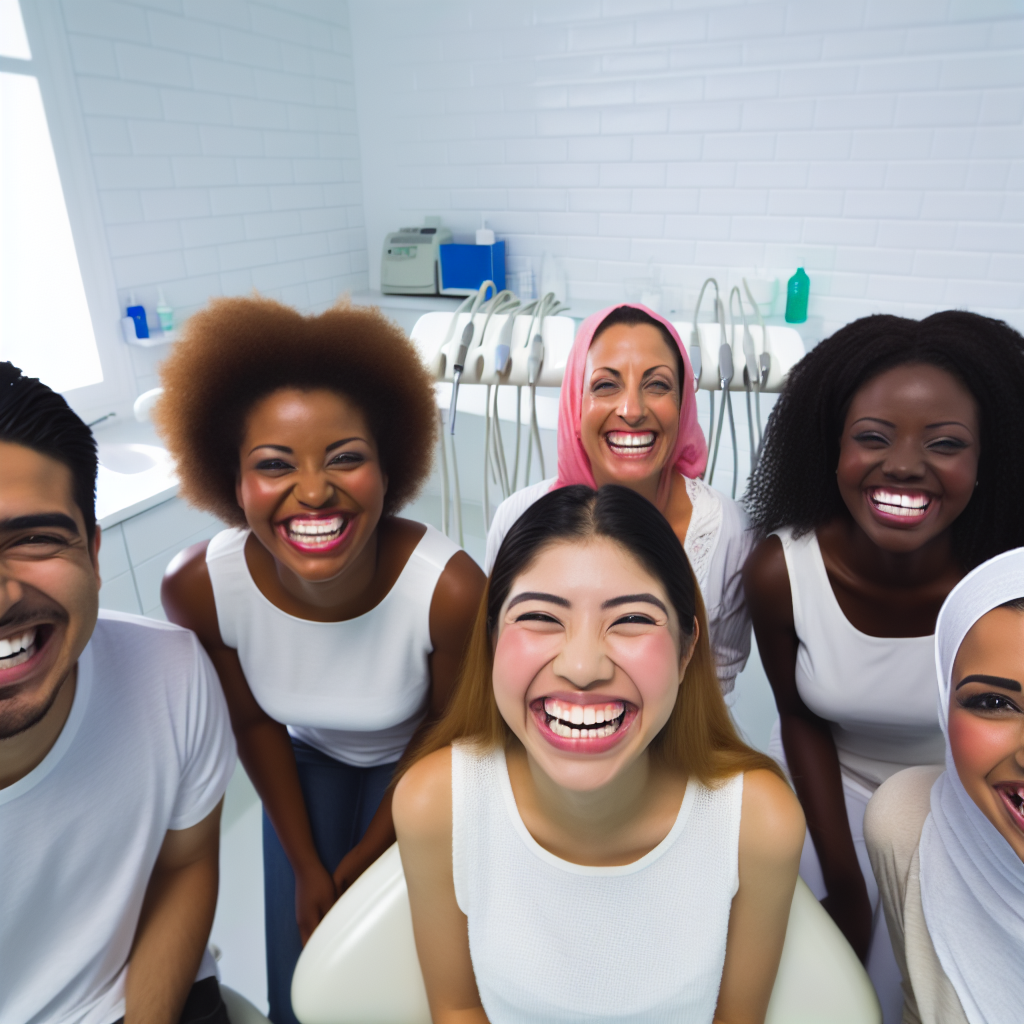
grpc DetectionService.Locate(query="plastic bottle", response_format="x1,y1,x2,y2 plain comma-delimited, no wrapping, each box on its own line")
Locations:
156,289,174,334
785,267,810,324
126,293,149,339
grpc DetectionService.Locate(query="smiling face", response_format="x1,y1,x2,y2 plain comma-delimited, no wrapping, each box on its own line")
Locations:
949,606,1024,862
579,323,682,492
0,441,99,741
236,388,387,584
836,363,980,554
491,535,694,793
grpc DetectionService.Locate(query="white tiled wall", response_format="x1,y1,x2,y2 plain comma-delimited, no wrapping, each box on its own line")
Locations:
56,0,370,395
350,0,1024,336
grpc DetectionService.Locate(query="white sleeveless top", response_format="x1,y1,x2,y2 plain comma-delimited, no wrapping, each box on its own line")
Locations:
775,527,945,787
452,743,743,1024
206,525,459,767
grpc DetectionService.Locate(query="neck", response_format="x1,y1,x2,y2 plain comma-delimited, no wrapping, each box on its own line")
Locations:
0,667,77,789
525,748,653,842
842,516,960,587
593,465,674,513
274,525,381,614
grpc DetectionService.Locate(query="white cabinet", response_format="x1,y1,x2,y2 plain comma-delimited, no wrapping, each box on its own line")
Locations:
98,496,222,618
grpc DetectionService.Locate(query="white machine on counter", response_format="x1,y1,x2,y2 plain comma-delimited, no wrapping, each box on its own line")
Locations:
410,279,805,548
381,222,453,295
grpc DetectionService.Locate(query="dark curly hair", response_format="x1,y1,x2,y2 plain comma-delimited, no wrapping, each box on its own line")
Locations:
155,296,437,526
0,361,98,541
744,310,1024,570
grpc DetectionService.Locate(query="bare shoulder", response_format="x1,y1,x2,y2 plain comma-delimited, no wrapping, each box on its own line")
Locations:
864,765,941,859
435,549,486,608
742,535,793,620
739,769,805,865
393,746,453,844
161,540,224,648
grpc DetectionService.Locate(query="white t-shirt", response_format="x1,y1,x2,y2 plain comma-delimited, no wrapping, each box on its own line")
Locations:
0,612,236,1024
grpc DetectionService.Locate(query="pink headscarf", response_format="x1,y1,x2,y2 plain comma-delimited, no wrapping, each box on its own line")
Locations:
554,303,708,490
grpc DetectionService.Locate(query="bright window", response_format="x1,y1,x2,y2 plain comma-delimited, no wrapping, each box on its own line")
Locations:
0,0,103,392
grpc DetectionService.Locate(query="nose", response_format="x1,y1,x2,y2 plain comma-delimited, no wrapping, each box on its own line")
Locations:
882,435,927,481
616,379,648,428
0,565,26,619
552,622,615,691
294,465,337,510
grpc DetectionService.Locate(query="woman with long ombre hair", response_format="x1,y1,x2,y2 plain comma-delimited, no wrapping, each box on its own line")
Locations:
394,485,804,1024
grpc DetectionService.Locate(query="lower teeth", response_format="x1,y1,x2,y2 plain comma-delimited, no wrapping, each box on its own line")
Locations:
546,716,621,739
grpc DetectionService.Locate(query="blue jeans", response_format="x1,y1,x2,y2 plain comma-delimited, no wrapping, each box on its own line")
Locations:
262,738,397,1024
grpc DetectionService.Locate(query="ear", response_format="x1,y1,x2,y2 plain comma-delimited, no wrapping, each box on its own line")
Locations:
678,615,699,681
90,525,102,587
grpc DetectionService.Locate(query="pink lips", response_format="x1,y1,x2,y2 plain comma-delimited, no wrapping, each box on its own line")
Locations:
996,784,1024,835
0,626,51,690
530,693,638,754
865,487,936,529
275,513,353,554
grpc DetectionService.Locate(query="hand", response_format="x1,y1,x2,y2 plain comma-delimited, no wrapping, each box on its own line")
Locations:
295,862,337,946
821,884,873,962
332,841,379,898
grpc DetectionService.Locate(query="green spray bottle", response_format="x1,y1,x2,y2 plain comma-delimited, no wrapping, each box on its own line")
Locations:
785,267,810,323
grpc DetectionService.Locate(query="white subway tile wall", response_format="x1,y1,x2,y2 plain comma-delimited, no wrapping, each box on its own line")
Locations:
59,0,370,395
350,0,1024,335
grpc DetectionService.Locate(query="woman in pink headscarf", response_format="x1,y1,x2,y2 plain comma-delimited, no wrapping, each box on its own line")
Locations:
485,303,754,697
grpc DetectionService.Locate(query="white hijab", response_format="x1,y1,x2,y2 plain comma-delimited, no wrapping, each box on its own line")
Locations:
920,547,1024,1024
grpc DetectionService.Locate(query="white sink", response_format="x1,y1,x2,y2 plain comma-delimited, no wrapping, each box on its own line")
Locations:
95,443,178,526
98,442,167,475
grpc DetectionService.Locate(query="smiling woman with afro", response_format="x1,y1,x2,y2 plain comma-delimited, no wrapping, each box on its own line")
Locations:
155,294,485,1024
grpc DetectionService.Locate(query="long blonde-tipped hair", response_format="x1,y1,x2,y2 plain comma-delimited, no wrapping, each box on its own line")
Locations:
400,485,784,787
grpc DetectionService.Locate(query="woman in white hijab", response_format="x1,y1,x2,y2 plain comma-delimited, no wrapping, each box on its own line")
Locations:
864,547,1024,1024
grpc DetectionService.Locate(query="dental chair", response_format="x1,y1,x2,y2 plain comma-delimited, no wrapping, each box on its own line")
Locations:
291,844,881,1024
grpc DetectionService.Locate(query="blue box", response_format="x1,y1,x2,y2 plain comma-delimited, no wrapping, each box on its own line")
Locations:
439,241,505,295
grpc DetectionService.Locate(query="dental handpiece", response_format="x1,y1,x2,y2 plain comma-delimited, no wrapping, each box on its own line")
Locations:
449,320,474,434
527,332,543,385
495,315,514,376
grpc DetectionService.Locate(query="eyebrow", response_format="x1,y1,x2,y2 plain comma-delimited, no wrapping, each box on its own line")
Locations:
955,673,1022,692
602,593,668,613
592,364,676,380
507,591,570,609
248,438,363,456
851,416,972,431
0,513,80,535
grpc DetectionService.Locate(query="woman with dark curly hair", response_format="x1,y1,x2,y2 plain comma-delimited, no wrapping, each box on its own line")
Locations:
743,310,1024,1022
156,296,485,1024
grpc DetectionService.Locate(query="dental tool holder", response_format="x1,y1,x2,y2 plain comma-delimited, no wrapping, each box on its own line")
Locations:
682,322,805,393
411,311,577,387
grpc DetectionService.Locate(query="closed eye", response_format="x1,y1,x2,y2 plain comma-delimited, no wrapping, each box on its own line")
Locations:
255,458,294,472
611,613,656,626
852,431,890,446
329,451,365,467
515,611,562,624
927,437,969,452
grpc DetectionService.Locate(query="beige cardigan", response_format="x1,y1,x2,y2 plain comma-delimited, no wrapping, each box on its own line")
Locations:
864,766,969,1024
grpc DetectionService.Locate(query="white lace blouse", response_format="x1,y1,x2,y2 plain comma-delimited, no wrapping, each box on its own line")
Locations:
484,476,754,696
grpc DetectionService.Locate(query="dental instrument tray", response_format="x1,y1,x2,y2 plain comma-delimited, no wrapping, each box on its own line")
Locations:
381,225,453,295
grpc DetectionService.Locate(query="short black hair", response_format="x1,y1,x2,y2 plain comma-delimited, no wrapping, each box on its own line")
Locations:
0,362,98,541
488,483,696,644
592,305,685,394
745,311,1024,570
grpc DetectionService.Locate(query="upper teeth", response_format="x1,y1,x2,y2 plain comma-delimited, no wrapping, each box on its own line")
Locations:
608,432,654,448
543,698,624,726
287,517,343,536
0,629,36,661
871,490,930,512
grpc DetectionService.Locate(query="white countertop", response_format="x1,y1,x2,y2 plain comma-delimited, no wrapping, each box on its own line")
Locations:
92,418,179,529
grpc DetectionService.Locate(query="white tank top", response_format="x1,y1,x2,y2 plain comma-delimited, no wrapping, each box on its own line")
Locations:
206,524,459,767
452,743,743,1024
775,527,945,787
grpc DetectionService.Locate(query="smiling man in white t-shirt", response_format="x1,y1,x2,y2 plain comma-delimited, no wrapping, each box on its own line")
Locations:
0,362,236,1024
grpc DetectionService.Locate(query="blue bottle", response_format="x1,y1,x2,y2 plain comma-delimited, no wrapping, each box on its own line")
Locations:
126,303,149,339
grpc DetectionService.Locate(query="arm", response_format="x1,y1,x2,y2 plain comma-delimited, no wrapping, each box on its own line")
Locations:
714,770,804,1024
742,536,872,959
162,545,335,944
124,802,223,1024
333,550,486,893
394,748,489,1024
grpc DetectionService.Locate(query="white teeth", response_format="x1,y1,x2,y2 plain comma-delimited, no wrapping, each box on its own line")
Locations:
570,705,584,725
583,707,596,725
871,490,929,511
595,709,605,724
286,516,346,545
0,629,37,667
607,432,654,449
547,719,618,739
542,697,626,740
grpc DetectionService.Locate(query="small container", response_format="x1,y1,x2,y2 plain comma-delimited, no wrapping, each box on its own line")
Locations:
126,303,149,339
156,289,173,334
785,267,810,324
